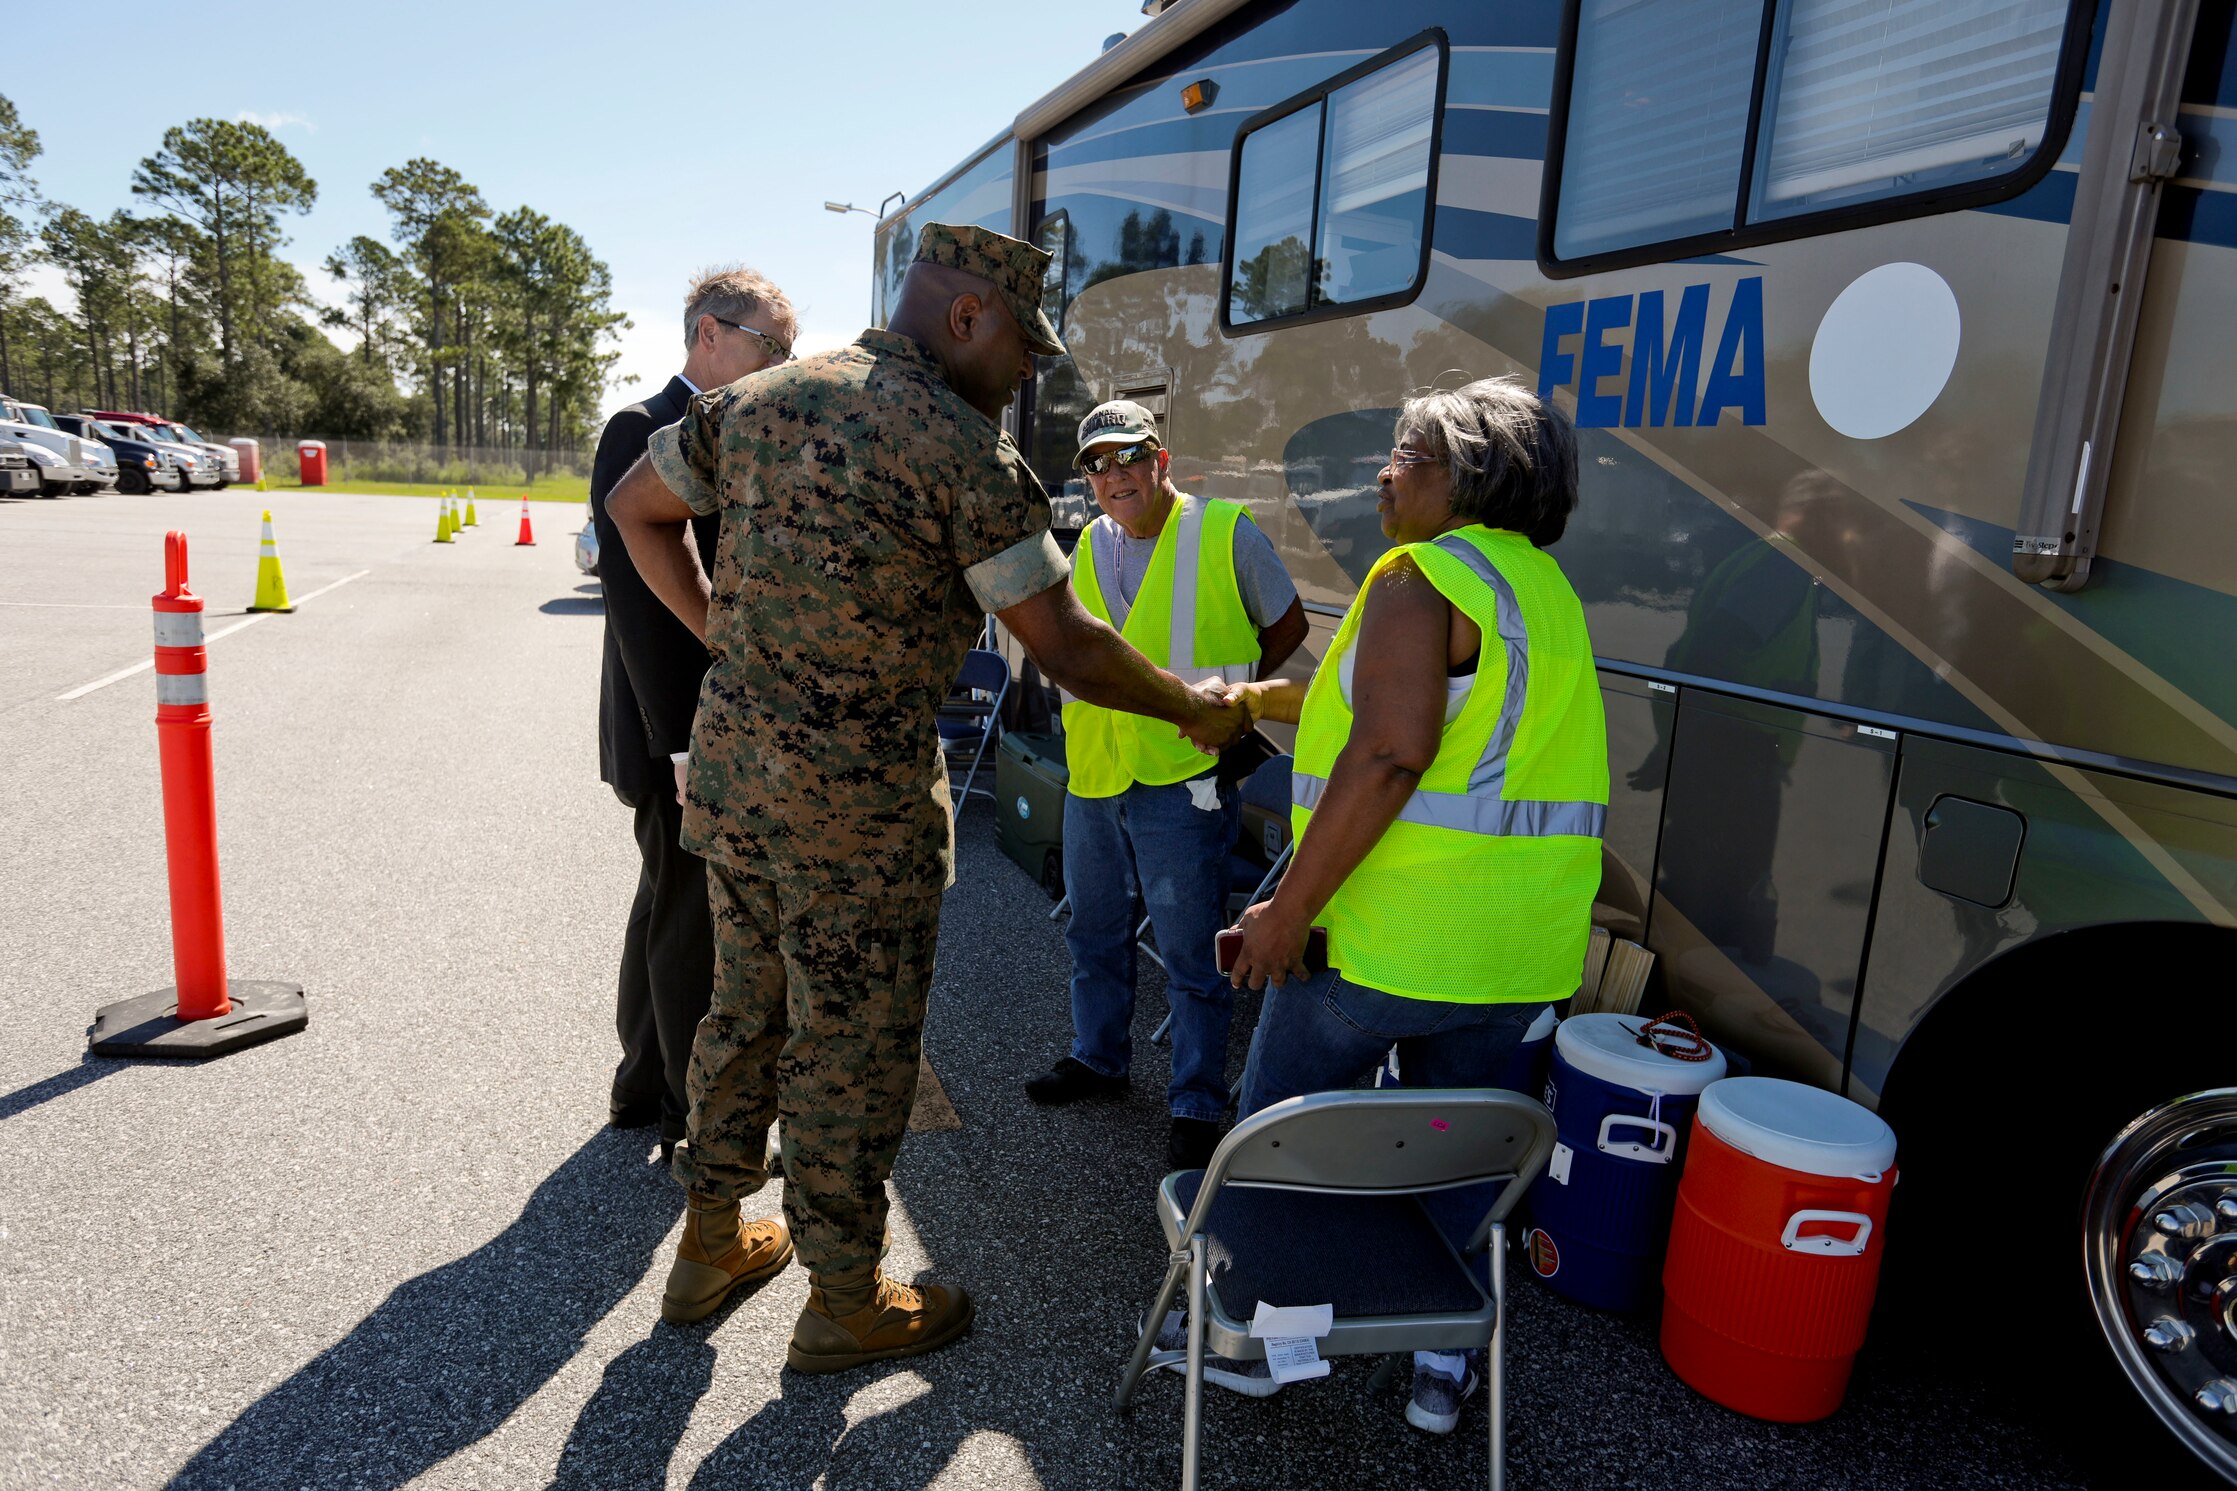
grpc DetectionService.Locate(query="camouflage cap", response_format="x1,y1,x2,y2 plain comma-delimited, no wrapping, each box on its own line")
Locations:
1073,400,1162,467
913,222,1066,358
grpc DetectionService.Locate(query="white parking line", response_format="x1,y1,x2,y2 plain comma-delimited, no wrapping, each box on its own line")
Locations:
0,601,146,610
54,569,372,702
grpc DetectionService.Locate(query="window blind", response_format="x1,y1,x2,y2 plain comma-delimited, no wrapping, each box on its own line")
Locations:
1757,0,2068,208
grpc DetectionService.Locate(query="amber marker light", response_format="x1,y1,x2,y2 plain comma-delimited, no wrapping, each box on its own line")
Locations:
1180,78,1218,113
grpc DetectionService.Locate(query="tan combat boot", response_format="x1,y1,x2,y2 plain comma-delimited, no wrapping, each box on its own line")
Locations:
660,1193,793,1325
786,1270,976,1373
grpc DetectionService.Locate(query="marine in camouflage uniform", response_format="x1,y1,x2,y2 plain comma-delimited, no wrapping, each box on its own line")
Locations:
640,223,1075,1367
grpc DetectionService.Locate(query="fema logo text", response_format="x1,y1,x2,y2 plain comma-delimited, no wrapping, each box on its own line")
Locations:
1537,278,1766,430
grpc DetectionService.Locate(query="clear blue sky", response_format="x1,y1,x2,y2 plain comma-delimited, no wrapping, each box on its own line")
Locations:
8,0,1150,417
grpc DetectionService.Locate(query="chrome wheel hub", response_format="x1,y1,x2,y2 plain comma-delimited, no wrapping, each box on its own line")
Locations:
2086,1088,2237,1482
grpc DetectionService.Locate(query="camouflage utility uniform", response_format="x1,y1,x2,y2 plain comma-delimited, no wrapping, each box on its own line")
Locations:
646,326,1066,1281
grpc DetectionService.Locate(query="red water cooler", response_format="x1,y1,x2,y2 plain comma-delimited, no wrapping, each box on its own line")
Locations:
1659,1077,1897,1422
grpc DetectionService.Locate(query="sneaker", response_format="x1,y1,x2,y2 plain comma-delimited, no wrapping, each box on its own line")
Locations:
1024,1056,1130,1105
1166,1117,1224,1170
1405,1352,1479,1434
1148,1310,1282,1399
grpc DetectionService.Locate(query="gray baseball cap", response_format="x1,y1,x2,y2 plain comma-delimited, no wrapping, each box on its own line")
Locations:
1073,400,1162,467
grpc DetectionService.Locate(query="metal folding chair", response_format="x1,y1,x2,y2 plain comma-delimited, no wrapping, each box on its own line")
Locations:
937,648,1009,815
1114,1088,1557,1491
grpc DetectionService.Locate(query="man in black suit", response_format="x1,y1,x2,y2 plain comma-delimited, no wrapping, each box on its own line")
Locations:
593,265,798,1157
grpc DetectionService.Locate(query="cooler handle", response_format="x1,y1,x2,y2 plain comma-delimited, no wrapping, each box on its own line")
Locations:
1781,1210,1873,1256
1597,1114,1677,1164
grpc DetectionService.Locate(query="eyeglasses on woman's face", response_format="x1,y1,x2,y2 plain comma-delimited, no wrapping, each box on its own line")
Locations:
1388,444,1440,470
715,317,792,365
1081,442,1159,477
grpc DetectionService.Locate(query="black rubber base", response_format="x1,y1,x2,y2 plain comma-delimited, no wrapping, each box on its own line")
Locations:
87,980,307,1058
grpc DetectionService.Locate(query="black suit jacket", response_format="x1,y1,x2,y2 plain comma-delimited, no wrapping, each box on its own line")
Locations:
591,374,720,799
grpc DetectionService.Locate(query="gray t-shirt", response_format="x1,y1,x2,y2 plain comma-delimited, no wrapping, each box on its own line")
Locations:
1091,508,1299,634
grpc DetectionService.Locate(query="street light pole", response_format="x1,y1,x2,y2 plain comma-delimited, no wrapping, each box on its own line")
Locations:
825,191,909,223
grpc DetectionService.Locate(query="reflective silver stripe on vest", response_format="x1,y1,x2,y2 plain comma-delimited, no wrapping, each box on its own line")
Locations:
1292,771,1604,839
156,673,207,706
1169,497,1256,687
1430,531,1528,795
1168,496,1203,672
153,611,204,647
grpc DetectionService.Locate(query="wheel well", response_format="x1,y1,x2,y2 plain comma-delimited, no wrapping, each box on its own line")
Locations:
1871,921,2237,1425
1879,920,2237,1142
1876,920,2237,1272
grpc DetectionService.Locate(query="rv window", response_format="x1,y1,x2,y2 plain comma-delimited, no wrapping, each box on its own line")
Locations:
1544,0,2083,271
1752,0,2069,219
1552,0,1757,261
1229,107,1322,324
1316,47,1439,307
1037,212,1071,340
1224,31,1447,332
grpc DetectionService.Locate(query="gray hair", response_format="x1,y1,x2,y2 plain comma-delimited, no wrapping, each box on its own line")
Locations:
1393,376,1579,546
682,264,795,349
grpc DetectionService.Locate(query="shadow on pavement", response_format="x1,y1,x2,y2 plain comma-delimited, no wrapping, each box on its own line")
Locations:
548,1328,717,1491
540,596,604,616
167,1128,682,1491
685,1368,996,1491
0,1057,127,1122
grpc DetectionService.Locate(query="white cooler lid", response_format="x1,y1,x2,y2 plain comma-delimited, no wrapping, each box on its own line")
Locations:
1553,1013,1728,1095
1698,1077,1896,1178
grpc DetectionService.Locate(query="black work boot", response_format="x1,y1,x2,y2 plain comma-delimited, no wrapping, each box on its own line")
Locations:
1024,1056,1131,1105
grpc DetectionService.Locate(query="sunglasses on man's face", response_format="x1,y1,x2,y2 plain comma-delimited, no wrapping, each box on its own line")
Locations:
715,317,792,365
1081,442,1158,476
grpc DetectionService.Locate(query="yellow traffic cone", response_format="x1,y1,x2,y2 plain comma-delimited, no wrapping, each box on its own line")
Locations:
248,510,294,612
435,496,455,544
256,476,268,493
464,488,478,527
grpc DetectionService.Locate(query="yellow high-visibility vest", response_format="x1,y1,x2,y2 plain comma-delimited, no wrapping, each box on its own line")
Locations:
1292,524,1608,1003
1063,495,1262,799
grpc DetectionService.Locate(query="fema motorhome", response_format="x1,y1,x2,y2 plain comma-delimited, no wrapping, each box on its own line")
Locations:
873,0,2237,1473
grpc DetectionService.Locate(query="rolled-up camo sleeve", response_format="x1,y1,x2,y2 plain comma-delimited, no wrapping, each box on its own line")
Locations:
646,391,724,516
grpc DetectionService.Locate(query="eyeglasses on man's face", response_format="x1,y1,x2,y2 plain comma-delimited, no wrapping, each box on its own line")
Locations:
1081,442,1158,477
715,317,792,365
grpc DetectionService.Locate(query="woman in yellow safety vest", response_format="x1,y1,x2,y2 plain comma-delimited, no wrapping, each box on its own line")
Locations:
1224,375,1607,1114
1181,377,1607,1428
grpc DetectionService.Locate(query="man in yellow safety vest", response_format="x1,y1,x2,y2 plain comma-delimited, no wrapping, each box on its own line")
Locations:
1023,401,1307,1168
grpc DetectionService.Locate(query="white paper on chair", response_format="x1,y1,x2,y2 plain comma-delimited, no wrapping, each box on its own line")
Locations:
1250,1302,1334,1338
1261,1335,1331,1384
1250,1301,1334,1385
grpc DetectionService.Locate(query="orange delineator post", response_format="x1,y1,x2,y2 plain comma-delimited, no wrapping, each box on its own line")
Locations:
151,531,230,1020
85,529,308,1059
515,494,535,546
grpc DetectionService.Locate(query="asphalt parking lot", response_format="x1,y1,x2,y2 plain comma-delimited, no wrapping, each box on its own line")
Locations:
0,487,2107,1490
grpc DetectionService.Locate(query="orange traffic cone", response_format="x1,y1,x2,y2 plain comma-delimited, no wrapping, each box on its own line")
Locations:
514,494,535,546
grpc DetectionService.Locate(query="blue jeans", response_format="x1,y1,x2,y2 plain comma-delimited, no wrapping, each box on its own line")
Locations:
1237,966,1549,1119
1063,777,1240,1122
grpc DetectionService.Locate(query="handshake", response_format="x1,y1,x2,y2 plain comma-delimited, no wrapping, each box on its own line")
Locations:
1176,678,1261,754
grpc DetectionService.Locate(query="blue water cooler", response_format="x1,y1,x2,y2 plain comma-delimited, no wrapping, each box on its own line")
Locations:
1523,1013,1728,1311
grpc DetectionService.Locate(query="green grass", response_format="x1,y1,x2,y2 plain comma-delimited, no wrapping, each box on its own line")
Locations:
264,475,591,503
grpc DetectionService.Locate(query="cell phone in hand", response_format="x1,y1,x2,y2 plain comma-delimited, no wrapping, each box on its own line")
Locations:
1214,925,1327,976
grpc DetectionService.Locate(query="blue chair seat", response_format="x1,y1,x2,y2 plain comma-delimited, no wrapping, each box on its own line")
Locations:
1163,1172,1488,1330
